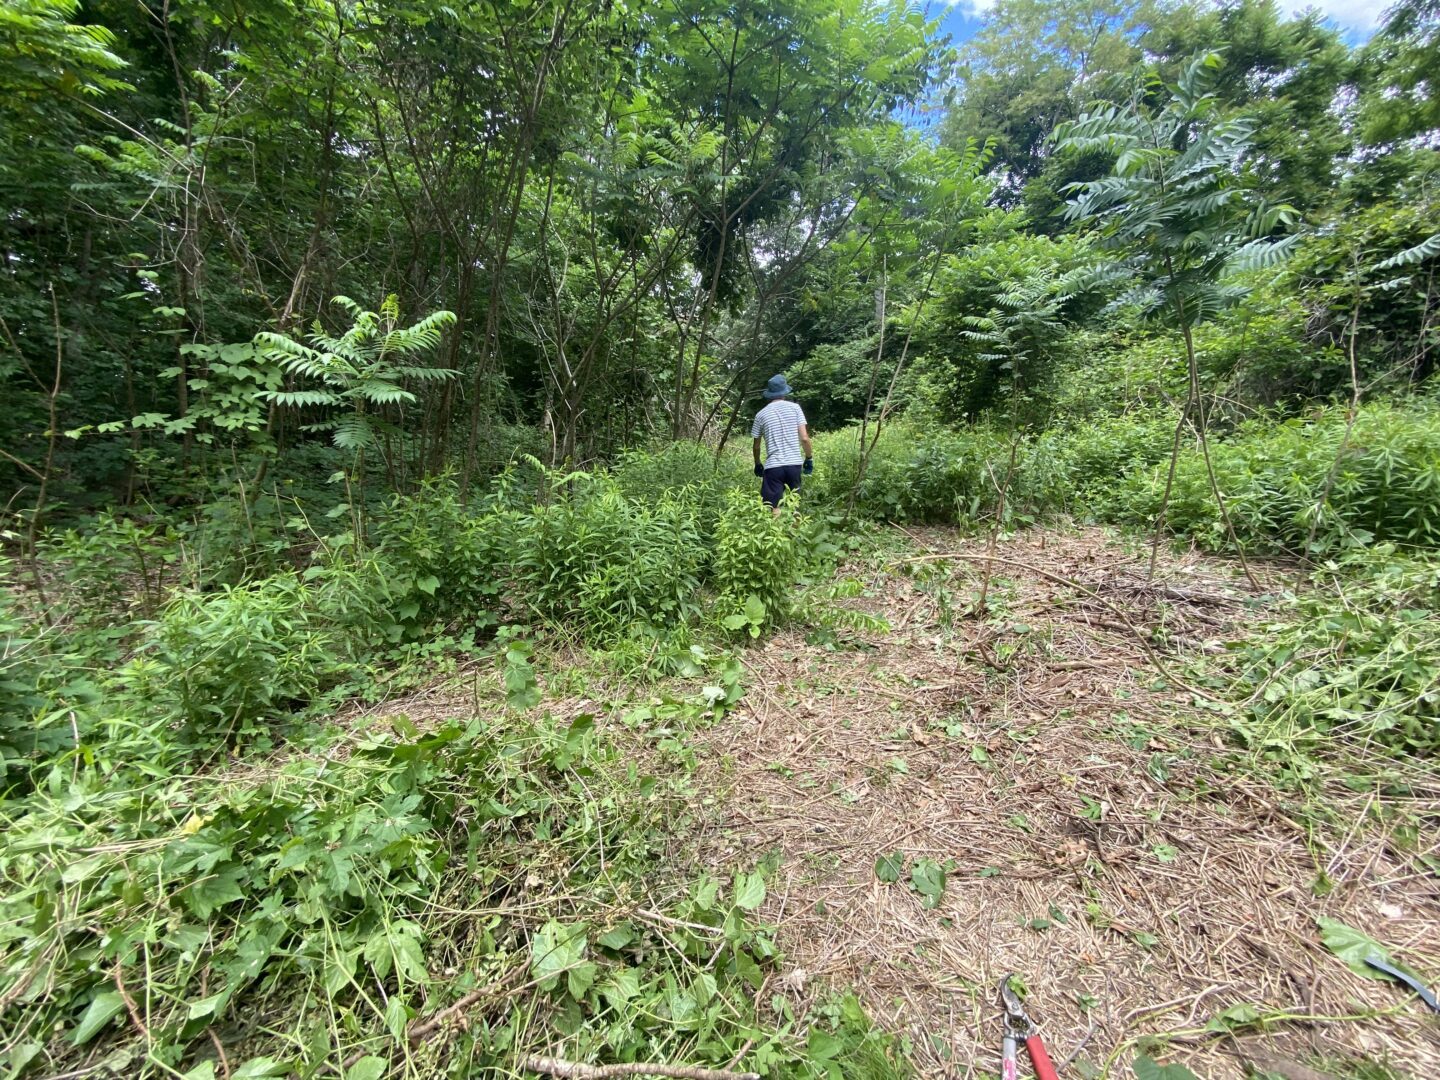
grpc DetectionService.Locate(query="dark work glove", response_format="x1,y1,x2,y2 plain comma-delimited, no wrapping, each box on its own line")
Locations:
754,462,765,477
803,458,814,475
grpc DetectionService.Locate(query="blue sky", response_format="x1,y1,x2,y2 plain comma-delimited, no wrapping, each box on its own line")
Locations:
931,0,1383,46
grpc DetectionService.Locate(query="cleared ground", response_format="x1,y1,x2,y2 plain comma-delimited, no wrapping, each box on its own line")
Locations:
689,526,1440,1079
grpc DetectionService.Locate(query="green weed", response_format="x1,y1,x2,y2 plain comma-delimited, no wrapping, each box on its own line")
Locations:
120,572,346,740
713,488,803,631
1223,547,1440,761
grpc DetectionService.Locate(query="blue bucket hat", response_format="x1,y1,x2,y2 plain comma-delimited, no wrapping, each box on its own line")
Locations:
762,374,792,399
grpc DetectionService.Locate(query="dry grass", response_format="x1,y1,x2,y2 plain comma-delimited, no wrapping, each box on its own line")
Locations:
687,526,1440,1079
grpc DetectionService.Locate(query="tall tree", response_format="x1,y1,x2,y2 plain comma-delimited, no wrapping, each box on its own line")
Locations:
1142,0,1355,212
939,0,1156,204
1056,51,1298,578
1356,0,1440,146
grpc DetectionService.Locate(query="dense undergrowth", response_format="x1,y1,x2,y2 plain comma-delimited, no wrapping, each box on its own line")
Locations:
3,399,1439,1077
5,1,1439,1075
816,398,1440,556
0,454,912,1079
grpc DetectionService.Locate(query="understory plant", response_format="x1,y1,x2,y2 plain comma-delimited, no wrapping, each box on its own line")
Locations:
1056,51,1299,580
1108,401,1440,554
120,572,346,739
713,488,803,631
513,477,707,634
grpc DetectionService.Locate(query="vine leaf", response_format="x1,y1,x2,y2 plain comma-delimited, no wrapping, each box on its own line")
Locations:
1316,917,1408,979
1133,1054,1199,1080
874,851,904,883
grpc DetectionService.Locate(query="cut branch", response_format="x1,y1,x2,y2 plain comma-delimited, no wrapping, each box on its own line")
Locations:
522,1056,760,1080
897,551,1227,703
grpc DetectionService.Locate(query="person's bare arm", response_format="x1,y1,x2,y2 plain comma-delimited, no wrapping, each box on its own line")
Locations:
799,424,812,458
753,436,763,471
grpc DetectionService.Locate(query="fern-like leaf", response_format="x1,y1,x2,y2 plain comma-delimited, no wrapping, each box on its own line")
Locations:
1374,233,1440,270
332,415,377,450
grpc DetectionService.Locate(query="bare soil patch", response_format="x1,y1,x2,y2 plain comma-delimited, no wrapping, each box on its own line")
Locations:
692,526,1440,1079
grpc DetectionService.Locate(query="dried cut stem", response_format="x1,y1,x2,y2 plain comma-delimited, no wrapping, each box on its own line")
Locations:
207,1028,232,1080
113,960,151,1045
522,1056,760,1080
1304,270,1365,557
977,435,1020,611
406,964,528,1043
898,551,1224,703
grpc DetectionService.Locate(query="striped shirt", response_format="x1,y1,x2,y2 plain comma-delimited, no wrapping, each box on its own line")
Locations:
751,400,807,468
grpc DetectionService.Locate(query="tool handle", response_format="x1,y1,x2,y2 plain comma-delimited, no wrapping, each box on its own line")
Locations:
1026,1035,1060,1080
1002,1034,1019,1080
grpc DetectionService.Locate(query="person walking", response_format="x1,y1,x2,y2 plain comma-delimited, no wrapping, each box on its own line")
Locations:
751,374,813,510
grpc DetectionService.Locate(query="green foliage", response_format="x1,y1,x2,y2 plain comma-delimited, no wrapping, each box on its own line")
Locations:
1056,52,1298,330
804,992,913,1080
371,478,505,638
0,572,57,771
713,489,803,629
721,595,770,640
0,0,130,109
1035,409,1177,513
874,852,905,883
1287,193,1440,386
1106,402,1440,553
916,230,1112,422
908,858,946,909
514,478,706,634
0,702,822,1077
41,512,177,636
1133,1056,1199,1080
167,341,283,447
809,424,1019,525
1315,917,1421,983
6,1,1440,1072
257,296,457,457
1226,548,1440,760
1356,0,1440,146
611,441,750,533
0,569,107,779
121,573,348,739
501,635,541,710
943,0,1356,216
939,0,1152,200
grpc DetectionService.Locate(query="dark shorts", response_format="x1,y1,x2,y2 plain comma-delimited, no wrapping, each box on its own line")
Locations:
760,465,802,508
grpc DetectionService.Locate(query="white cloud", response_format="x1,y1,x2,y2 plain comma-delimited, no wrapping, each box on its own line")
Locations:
1292,0,1383,30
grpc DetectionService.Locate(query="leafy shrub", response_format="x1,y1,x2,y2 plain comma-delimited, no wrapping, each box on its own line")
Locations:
43,512,179,632
0,565,105,778
1035,409,1177,515
469,419,549,475
809,424,1048,526
611,440,750,532
123,573,344,737
1046,326,1187,421
713,489,802,629
0,576,54,771
1108,401,1440,553
1228,549,1440,759
183,491,299,586
802,426,865,509
513,478,706,632
806,424,976,523
371,478,509,637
